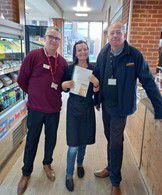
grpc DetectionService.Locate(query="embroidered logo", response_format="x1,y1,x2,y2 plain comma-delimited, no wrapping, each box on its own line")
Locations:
126,62,134,66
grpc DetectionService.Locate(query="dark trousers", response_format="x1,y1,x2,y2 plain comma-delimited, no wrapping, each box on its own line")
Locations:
102,106,127,187
22,108,60,176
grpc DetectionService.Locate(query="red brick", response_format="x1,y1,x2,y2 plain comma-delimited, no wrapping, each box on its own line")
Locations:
133,4,141,9
137,31,150,36
148,48,158,52
132,13,140,18
153,5,162,9
146,18,157,22
131,22,139,27
135,1,147,5
149,39,159,44
139,23,150,27
140,14,149,18
131,27,145,31
149,32,159,36
138,39,149,44
130,40,137,44
152,14,162,18
134,9,147,14
147,56,157,60
144,5,153,9
133,18,147,22
131,35,143,40
144,27,156,31
146,1,159,5
150,23,161,27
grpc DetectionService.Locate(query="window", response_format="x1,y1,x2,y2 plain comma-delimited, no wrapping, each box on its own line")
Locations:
64,21,102,62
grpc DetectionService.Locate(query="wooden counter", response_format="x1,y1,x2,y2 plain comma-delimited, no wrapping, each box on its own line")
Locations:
125,98,162,195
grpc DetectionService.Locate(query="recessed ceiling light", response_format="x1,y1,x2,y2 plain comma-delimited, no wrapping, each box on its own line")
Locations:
73,0,91,12
75,13,88,17
25,5,31,11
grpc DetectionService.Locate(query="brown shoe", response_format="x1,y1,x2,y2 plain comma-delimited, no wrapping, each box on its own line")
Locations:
112,186,121,195
17,176,30,195
43,164,55,181
94,168,109,178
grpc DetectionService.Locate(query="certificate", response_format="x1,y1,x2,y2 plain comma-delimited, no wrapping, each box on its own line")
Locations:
70,66,92,97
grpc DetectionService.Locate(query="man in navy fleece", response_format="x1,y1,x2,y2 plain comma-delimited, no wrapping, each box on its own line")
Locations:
94,22,162,195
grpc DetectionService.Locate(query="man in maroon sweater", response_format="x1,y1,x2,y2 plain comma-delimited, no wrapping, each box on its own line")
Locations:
17,27,68,195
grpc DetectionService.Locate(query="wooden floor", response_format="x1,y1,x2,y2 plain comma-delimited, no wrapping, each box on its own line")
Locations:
0,94,149,195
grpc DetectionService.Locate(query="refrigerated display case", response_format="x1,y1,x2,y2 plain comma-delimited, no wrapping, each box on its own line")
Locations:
0,18,27,168
25,25,47,54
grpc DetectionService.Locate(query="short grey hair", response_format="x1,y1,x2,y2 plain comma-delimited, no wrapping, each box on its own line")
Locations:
108,22,126,34
45,26,61,36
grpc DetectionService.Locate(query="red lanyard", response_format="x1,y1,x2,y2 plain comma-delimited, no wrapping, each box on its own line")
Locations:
45,49,58,83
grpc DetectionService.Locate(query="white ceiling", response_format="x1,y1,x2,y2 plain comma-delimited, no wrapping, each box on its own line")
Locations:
25,0,108,22
25,0,61,21
55,0,106,12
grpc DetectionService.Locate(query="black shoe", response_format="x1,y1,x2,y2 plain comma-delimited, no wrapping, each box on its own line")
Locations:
65,177,74,192
77,166,85,178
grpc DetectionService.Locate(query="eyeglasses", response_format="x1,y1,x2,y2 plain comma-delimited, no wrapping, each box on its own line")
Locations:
46,35,61,41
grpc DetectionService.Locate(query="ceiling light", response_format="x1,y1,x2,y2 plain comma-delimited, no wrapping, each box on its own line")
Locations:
0,13,5,19
73,0,91,12
75,13,88,17
25,5,31,11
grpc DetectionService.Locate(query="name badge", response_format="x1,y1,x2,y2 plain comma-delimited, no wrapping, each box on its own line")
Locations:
108,78,117,85
51,82,58,90
43,64,50,69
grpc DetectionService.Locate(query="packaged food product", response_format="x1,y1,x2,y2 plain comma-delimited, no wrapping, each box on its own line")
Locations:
3,63,10,69
8,72,18,83
8,88,16,104
0,80,3,88
0,91,10,110
0,61,3,71
0,75,12,86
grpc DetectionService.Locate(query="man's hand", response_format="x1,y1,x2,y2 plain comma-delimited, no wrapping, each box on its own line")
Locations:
62,80,74,91
89,74,99,87
89,74,99,92
93,85,100,92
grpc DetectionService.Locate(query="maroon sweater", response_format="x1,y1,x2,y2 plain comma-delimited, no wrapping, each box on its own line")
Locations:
17,48,68,113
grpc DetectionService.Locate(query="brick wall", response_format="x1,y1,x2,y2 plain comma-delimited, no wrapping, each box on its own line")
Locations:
0,0,19,23
130,0,162,74
122,0,130,25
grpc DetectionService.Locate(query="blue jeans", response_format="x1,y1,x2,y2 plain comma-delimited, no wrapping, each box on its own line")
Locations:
102,106,127,187
66,145,86,177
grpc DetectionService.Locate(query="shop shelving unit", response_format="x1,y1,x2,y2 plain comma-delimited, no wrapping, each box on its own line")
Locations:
0,18,27,168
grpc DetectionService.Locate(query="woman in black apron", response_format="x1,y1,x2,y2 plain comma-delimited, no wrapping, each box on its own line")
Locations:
62,40,99,192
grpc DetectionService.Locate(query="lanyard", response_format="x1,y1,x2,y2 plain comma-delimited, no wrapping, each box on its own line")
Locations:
45,49,58,83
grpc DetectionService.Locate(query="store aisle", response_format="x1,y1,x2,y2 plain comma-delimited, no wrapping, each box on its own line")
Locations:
0,94,148,195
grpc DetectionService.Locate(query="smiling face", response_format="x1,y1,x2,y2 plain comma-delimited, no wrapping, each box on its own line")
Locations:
108,23,126,50
44,28,61,52
75,43,89,63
